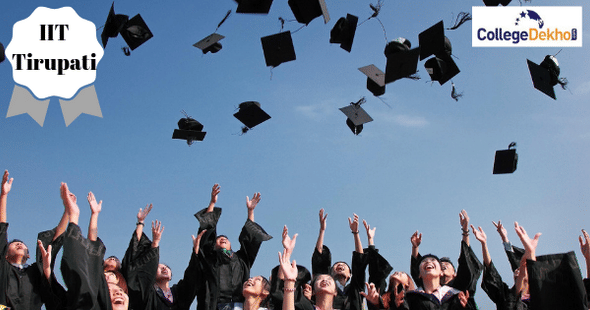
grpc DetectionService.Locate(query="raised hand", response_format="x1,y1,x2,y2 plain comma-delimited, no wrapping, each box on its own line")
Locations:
151,220,164,248
514,221,541,259
492,220,509,243
579,229,590,260
457,290,469,308
282,225,298,255
87,192,102,214
137,204,153,223
246,192,261,211
210,184,220,204
360,282,380,306
364,219,376,245
319,208,328,231
1,170,13,196
411,231,422,248
348,213,360,232
278,248,298,282
471,225,487,244
60,183,79,224
459,210,470,232
303,284,312,300
37,240,52,280
192,229,207,254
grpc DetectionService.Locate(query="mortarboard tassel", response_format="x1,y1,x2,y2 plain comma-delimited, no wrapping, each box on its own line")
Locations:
216,10,232,32
451,82,463,101
447,12,472,30
122,47,131,56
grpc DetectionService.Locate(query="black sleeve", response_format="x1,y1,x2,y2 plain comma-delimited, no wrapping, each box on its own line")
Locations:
172,251,203,310
194,207,222,254
527,251,589,310
480,260,511,306
61,223,111,310
451,241,483,293
235,219,272,269
366,246,392,310
0,223,10,305
312,245,332,276
410,253,422,289
121,230,159,310
346,251,369,310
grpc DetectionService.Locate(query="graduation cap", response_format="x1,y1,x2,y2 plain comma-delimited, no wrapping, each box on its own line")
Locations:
234,101,271,133
235,0,274,14
527,55,565,100
359,65,385,96
288,0,330,25
261,31,296,67
330,14,358,52
424,53,460,85
483,0,512,6
493,142,517,174
194,33,225,54
418,21,449,60
339,98,373,135
0,42,5,63
101,2,129,48
172,111,206,145
120,14,153,51
384,39,420,84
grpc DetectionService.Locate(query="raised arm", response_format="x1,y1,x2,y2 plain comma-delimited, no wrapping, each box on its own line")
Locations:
279,231,298,310
471,225,491,267
61,183,79,225
206,183,220,213
364,220,375,247
411,231,421,258
460,210,470,246
151,220,164,248
316,208,327,253
492,220,510,244
514,222,541,261
579,229,590,279
37,240,52,280
349,213,363,254
135,204,152,241
87,192,102,241
246,192,261,222
192,229,206,255
1,170,14,223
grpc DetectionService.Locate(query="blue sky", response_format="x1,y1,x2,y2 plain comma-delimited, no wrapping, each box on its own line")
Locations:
1,0,589,308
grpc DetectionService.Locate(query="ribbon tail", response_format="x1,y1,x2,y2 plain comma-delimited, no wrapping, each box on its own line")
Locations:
59,85,102,127
6,85,50,127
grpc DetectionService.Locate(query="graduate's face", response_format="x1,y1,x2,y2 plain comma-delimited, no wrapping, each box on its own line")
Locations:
331,262,351,281
215,236,231,251
313,274,337,296
6,241,29,264
105,271,119,285
390,271,412,292
104,256,120,271
440,262,455,280
419,257,443,279
108,283,129,310
156,264,172,282
242,276,269,298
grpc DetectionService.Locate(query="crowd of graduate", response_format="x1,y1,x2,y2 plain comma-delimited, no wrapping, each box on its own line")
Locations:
1,169,590,310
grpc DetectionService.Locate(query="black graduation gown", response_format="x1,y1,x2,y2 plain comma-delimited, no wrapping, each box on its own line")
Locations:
269,264,313,310
365,245,393,310
311,245,368,310
480,260,528,310
122,231,202,310
0,223,65,310
194,207,272,310
60,223,112,310
390,288,474,310
526,251,588,310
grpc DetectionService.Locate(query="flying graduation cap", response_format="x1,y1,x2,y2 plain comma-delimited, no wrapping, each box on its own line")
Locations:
384,38,420,84
483,0,512,6
359,65,385,97
172,111,206,145
100,3,153,53
261,31,296,67
234,0,274,14
330,14,358,52
234,101,271,134
493,142,518,174
288,0,330,25
527,55,567,100
339,97,373,135
419,21,460,85
194,10,232,54
0,42,5,63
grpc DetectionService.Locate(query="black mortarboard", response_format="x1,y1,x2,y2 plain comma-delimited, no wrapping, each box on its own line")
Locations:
527,59,556,100
236,0,274,14
493,142,517,174
101,3,129,48
359,65,385,97
0,42,5,63
120,14,153,51
234,101,271,130
483,0,512,6
418,21,446,60
528,252,588,310
288,0,330,25
330,14,358,52
340,98,373,135
173,113,206,145
194,33,225,54
424,53,460,85
261,31,296,67
385,47,420,84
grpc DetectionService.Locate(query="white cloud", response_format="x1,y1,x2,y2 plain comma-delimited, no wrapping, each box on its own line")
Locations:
382,114,429,128
295,103,334,121
574,80,590,95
